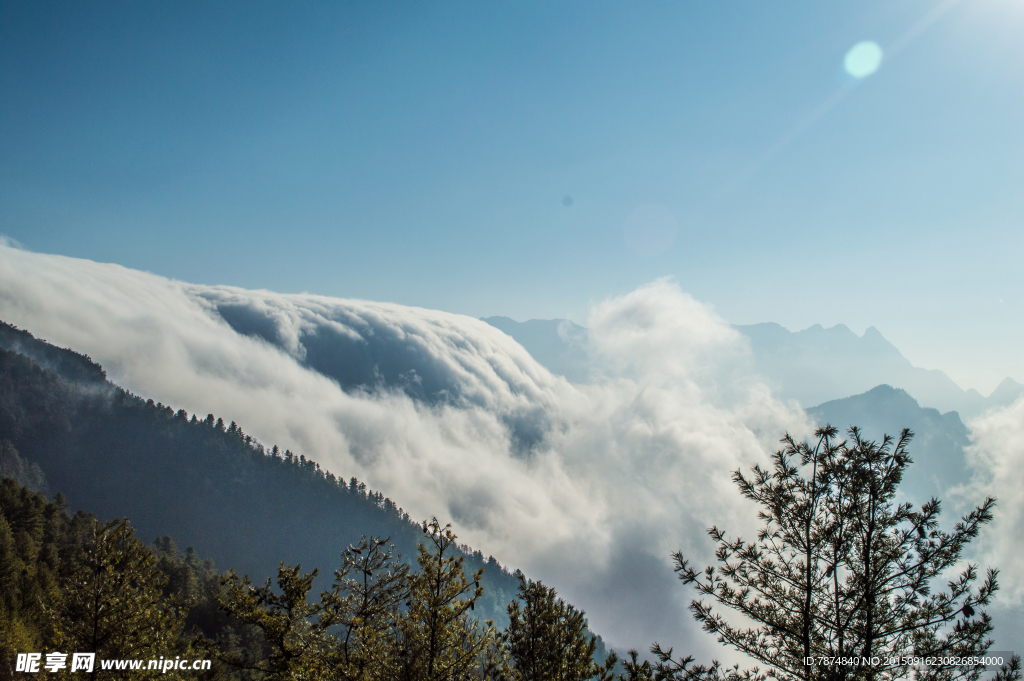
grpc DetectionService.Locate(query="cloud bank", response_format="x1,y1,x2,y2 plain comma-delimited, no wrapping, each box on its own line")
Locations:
941,397,1024,653
956,399,1024,601
0,245,814,656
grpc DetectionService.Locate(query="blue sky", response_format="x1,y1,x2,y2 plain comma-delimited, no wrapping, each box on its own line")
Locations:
2,0,1022,391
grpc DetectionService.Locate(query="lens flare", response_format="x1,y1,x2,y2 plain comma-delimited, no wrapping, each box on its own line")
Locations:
844,41,884,78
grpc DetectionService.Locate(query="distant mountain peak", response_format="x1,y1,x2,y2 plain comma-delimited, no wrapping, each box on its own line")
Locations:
989,377,1024,404
807,383,970,502
481,316,1019,418
863,383,912,398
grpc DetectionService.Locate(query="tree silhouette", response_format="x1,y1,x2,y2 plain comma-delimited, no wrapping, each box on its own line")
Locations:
671,426,1019,681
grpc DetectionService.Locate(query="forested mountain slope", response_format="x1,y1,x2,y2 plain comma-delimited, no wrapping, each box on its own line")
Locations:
0,321,522,627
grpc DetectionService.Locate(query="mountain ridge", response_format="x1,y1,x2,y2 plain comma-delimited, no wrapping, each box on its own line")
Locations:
806,384,971,503
482,316,1023,416
0,321,525,630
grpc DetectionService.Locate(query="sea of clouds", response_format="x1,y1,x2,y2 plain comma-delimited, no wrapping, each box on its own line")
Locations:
1,242,1022,658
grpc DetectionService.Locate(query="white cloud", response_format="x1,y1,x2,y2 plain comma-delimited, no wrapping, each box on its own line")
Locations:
955,398,1024,603
0,245,812,657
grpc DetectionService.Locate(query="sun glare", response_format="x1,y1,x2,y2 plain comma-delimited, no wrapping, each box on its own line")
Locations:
844,40,884,78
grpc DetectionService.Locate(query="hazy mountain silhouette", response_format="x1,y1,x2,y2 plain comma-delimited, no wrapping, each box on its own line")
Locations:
483,314,976,502
738,322,981,413
482,317,1023,416
480,317,591,383
807,385,971,503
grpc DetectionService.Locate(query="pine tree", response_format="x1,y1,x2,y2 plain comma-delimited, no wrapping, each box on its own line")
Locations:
395,518,496,681
46,518,190,679
0,511,35,681
216,563,326,680
0,479,81,681
670,426,1021,681
318,537,409,680
212,523,506,681
0,441,46,493
504,574,601,681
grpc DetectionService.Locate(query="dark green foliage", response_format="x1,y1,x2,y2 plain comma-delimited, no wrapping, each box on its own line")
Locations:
0,478,240,680
46,519,192,679
153,537,228,641
0,441,45,494
0,475,617,681
318,536,410,678
0,323,106,385
208,523,611,680
396,518,497,681
213,522,501,681
503,574,600,681
216,564,324,680
151,539,271,680
672,426,1017,681
0,479,90,681
0,481,219,680
0,344,75,450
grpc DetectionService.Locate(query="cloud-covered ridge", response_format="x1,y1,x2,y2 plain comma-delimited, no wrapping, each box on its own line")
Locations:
0,245,811,656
